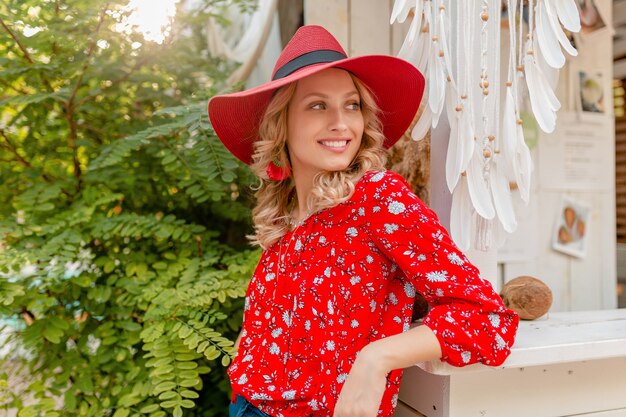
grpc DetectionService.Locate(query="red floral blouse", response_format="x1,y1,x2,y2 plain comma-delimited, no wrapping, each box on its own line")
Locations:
228,170,519,417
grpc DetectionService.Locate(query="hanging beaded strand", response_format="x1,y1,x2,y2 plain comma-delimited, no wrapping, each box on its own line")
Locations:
479,1,491,163
513,0,526,136
491,0,502,159
527,0,535,55
455,0,464,115
508,0,524,141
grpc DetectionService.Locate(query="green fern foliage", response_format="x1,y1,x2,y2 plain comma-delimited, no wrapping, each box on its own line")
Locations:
0,1,259,416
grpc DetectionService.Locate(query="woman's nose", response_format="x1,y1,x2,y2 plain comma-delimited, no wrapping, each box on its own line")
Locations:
328,107,348,131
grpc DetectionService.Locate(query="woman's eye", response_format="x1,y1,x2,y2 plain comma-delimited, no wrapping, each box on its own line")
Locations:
347,102,361,110
310,103,325,110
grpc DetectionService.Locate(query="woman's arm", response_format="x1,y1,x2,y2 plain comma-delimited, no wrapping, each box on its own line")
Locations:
362,171,519,367
333,325,441,417
359,324,442,372
334,171,519,417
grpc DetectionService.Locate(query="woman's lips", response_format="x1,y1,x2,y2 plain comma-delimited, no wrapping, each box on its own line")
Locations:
317,138,351,152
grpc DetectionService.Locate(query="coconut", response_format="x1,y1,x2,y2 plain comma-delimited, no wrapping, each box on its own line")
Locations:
500,276,553,320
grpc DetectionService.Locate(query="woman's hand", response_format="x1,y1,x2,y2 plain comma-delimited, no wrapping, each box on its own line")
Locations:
332,344,388,417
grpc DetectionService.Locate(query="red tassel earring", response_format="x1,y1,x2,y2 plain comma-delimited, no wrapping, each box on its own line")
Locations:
266,157,291,181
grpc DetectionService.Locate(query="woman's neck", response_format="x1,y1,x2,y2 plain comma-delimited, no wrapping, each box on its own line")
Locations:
291,169,315,222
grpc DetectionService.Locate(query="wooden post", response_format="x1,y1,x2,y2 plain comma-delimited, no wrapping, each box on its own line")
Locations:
303,0,349,47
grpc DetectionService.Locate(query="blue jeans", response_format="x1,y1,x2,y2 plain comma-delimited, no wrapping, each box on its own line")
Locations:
229,394,272,417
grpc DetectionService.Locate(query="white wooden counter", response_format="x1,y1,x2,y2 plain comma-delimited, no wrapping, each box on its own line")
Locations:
395,309,626,417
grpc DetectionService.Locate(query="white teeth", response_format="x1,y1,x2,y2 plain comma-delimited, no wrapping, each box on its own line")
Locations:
320,140,348,148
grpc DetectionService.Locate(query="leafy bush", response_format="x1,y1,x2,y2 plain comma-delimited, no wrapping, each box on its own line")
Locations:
0,1,258,416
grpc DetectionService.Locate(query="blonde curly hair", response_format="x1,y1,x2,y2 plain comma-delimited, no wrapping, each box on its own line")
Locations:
248,73,387,249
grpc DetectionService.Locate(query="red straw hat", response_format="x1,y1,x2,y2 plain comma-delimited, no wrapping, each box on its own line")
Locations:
208,25,425,165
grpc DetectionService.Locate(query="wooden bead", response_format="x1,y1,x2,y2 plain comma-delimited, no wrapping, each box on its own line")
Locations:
506,81,513,86
460,94,468,99
439,4,445,11
483,88,489,96
439,50,444,57
483,148,492,158
432,35,439,41
494,148,501,154
455,105,463,112
516,119,523,125
516,64,524,72
481,11,489,21
488,134,495,141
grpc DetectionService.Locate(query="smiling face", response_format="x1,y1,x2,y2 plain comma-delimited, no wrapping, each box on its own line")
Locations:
286,68,364,184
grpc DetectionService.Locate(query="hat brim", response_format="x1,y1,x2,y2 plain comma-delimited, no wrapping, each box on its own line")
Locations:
208,55,425,165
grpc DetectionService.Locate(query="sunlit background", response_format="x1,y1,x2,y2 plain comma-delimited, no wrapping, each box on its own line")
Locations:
117,0,180,44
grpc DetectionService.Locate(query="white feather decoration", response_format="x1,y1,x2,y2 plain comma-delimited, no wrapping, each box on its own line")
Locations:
554,0,582,32
534,35,560,90
414,22,432,72
446,105,474,192
513,122,533,203
438,7,454,84
411,105,432,141
390,0,412,24
397,11,421,59
428,43,446,127
414,2,432,72
466,146,495,220
389,0,581,250
545,0,578,57
536,0,565,69
413,0,424,32
501,87,518,180
450,176,472,251
460,109,475,179
524,38,560,133
489,158,517,233
446,109,462,192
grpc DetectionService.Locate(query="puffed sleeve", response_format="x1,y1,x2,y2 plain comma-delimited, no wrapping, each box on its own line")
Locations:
363,171,519,367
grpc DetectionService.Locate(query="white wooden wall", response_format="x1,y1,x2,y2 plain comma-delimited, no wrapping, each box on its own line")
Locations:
304,0,410,56
304,0,618,312
499,0,616,311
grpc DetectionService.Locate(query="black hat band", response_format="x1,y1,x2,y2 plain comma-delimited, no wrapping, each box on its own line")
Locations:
272,50,348,81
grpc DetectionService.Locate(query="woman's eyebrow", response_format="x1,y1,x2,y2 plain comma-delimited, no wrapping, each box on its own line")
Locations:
300,91,360,100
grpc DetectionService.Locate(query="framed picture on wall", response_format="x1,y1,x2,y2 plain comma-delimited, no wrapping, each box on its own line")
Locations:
577,69,605,113
577,0,606,34
552,196,590,258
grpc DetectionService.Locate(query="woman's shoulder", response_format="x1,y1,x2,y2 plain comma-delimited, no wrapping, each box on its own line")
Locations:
356,170,411,194
347,170,417,212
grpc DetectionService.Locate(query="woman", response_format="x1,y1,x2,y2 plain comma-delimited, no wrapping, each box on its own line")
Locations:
208,25,518,417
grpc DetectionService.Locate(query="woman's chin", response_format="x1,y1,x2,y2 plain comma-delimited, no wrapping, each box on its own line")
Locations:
323,163,352,173
321,157,356,173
